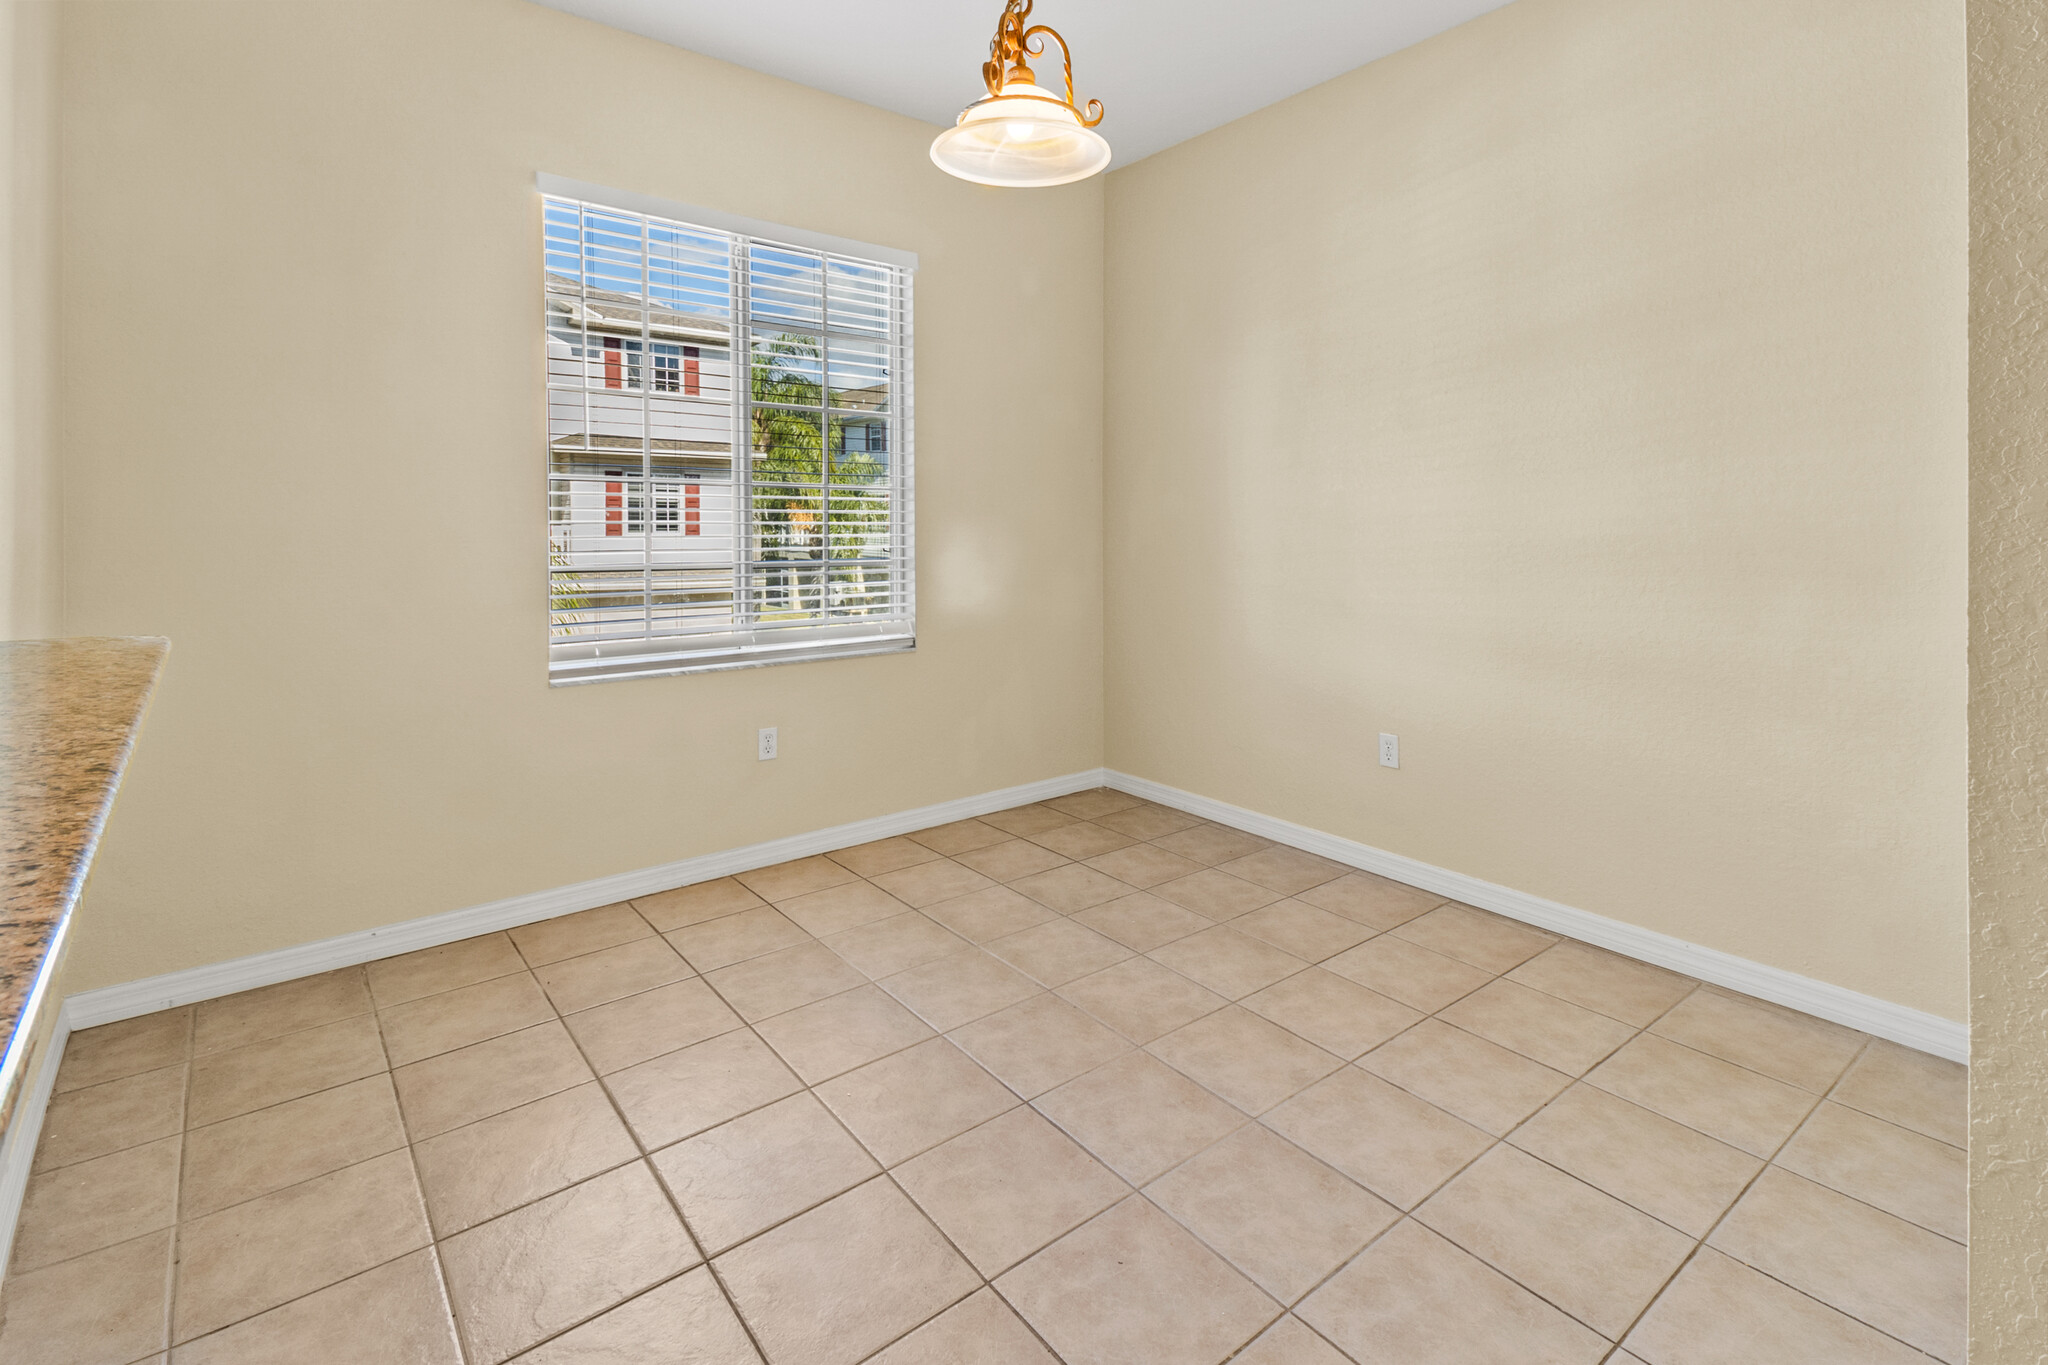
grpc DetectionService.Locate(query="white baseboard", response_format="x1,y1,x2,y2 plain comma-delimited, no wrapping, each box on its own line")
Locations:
0,1003,71,1275
10,763,1960,1298
59,759,1968,1062
64,767,1108,1030
1102,770,1966,1063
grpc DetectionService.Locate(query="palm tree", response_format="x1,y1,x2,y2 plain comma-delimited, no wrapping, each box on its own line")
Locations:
751,334,890,617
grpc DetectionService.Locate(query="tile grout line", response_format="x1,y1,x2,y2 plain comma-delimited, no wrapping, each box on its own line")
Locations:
689,833,1135,1362
1580,1032,1946,1361
0,812,1680,1352
1558,1026,1969,1244
402,816,1698,1357
662,892,1070,1362
508,883,1103,1363
510,898,782,1365
863,1172,1069,1364
46,869,1403,1222
1128,861,1947,1365
1667,1034,1953,1360
15,1118,464,1304
362,975,475,1365
1236,1010,1671,1350
975,1187,1285,1365
172,817,1964,1358
1591,1037,1831,1354
424,835,1938,1362
0,863,1507,1203
140,1076,412,1232
1429,979,1721,1351
24,855,1398,1192
2,1011,190,1360
1131,929,1664,1275
72,916,1277,1358
387,977,744,1359
23,1060,189,1177
739,858,1090,1359
964,857,1527,1354
149,983,436,1359
161,1009,195,1363
1308,922,1956,1231
1268,972,1715,1351
851,797,1244,1362
30,795,1959,1365
1007,963,1462,1341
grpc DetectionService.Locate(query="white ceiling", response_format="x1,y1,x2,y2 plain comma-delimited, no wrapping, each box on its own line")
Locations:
530,0,1515,167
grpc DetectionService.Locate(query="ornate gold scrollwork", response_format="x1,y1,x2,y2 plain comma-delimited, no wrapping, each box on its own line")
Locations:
978,0,1105,128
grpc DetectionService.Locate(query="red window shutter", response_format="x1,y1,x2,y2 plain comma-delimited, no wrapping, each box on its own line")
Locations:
684,479,700,536
683,345,700,397
605,480,623,536
604,337,622,389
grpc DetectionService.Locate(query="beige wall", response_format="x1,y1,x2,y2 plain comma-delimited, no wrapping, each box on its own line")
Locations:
1103,0,1968,1018
1967,0,2047,1356
56,0,1104,991
51,0,1973,1032
0,0,58,641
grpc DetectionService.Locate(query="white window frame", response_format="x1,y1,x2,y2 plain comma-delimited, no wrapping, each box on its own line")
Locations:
540,174,917,685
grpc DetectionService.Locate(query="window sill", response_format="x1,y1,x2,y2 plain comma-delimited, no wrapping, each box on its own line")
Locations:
548,634,915,686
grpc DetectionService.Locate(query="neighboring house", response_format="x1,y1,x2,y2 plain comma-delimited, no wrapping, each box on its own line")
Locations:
546,283,892,632
547,286,741,569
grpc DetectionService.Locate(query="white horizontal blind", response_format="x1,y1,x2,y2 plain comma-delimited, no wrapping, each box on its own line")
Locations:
543,190,915,683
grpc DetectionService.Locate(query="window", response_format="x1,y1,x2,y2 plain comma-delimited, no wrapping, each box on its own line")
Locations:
651,344,701,396
839,420,887,455
542,176,916,683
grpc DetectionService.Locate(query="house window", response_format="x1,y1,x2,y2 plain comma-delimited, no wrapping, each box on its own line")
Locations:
543,176,916,683
651,344,703,396
839,421,886,455
652,345,680,393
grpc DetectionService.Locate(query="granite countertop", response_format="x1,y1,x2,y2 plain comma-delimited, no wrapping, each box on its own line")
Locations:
0,637,168,1112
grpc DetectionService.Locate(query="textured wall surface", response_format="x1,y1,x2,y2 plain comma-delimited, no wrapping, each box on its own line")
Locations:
1969,0,2048,1357
56,0,1105,991
1104,0,1969,1017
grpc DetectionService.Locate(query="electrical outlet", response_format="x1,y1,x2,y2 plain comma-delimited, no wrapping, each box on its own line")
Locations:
1379,733,1399,769
758,727,778,761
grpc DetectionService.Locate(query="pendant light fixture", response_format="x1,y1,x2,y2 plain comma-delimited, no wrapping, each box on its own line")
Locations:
930,0,1109,188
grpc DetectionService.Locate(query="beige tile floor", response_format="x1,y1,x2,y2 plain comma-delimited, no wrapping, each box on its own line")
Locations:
0,788,1967,1365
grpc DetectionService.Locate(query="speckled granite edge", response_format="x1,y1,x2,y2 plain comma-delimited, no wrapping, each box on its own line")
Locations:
0,638,168,1115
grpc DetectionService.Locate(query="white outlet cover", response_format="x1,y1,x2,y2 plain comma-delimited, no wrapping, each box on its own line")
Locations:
758,727,778,761
1379,733,1399,768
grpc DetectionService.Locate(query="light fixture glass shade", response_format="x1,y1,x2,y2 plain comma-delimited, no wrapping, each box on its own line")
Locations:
930,85,1111,188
